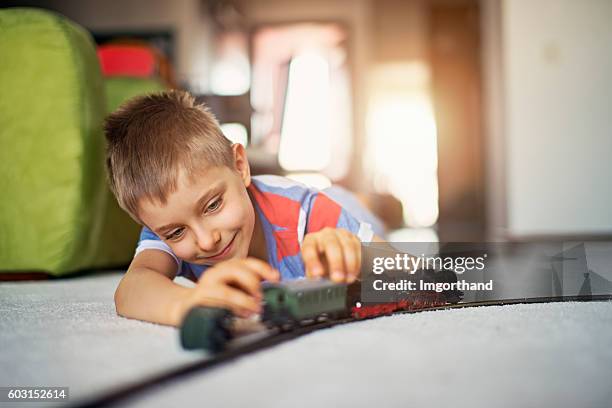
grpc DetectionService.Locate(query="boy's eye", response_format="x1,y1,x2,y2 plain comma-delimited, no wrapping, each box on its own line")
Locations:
166,228,184,240
206,197,222,213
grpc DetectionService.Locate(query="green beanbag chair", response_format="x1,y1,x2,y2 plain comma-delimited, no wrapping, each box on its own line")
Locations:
0,8,109,276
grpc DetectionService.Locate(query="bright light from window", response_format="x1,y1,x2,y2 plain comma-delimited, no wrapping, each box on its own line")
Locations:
279,53,331,171
286,172,332,190
210,32,250,96
387,227,439,243
210,54,250,95
221,123,248,146
366,63,439,228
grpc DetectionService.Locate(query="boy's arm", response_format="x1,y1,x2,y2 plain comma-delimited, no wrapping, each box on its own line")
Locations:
115,250,280,327
114,250,190,327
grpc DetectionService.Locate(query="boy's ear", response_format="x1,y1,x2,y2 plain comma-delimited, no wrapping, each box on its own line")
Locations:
232,143,251,187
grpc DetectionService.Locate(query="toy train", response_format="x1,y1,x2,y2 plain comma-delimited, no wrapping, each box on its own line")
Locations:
181,268,463,352
263,267,462,323
262,279,348,326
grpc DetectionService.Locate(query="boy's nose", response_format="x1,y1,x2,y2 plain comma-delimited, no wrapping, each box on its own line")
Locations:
194,229,221,254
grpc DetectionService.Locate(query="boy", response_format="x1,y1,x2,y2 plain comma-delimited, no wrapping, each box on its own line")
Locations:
104,90,384,327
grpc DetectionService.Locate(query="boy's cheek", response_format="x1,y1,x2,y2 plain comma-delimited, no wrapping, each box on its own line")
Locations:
221,204,251,229
170,242,195,261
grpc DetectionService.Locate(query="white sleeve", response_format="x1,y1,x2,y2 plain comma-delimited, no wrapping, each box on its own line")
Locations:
134,239,181,267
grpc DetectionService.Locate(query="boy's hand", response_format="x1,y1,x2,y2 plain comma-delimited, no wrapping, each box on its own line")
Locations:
180,258,279,319
301,227,361,283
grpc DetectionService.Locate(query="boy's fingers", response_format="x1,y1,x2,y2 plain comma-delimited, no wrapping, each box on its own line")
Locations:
349,231,362,282
241,257,281,282
322,234,346,282
219,269,263,299
217,287,261,317
191,288,259,318
301,236,325,279
338,233,359,283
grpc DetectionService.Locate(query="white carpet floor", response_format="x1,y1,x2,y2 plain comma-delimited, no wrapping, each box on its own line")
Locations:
1,273,611,408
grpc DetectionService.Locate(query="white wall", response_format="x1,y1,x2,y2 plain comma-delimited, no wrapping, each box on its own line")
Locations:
486,0,612,238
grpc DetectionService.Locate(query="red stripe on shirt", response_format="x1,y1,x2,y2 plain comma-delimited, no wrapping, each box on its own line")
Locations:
249,185,301,261
307,193,342,233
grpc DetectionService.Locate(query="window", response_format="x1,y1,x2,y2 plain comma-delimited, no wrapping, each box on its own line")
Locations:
366,62,439,227
251,23,352,180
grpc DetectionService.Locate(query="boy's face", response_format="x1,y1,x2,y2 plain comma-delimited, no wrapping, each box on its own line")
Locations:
137,144,256,266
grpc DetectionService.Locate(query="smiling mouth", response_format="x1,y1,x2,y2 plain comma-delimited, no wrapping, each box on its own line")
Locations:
202,233,237,261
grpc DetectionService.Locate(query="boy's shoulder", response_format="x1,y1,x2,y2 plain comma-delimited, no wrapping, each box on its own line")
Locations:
250,175,317,206
250,175,356,219
251,175,311,193
249,174,357,232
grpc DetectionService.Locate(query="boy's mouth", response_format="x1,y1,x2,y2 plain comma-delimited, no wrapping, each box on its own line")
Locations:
202,232,237,261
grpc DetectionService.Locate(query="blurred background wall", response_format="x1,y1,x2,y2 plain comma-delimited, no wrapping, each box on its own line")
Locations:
4,0,611,243
485,0,612,239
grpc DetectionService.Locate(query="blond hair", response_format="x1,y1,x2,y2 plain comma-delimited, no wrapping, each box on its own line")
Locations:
104,90,233,223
